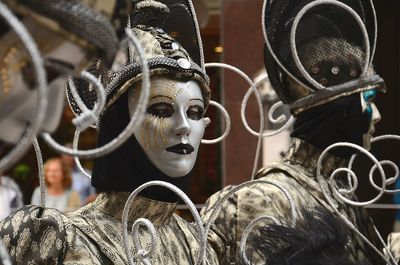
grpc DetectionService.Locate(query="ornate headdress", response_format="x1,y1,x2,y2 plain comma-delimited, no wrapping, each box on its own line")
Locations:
263,0,386,115
67,0,210,119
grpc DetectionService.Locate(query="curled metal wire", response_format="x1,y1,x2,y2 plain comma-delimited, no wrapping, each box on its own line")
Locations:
32,138,45,208
368,0,378,69
241,75,294,138
0,242,11,265
240,215,280,265
202,179,296,264
348,135,400,194
73,129,91,179
130,218,159,265
121,181,206,265
0,2,48,172
317,142,397,265
204,63,264,179
41,28,150,159
290,0,371,90
201,100,231,144
68,71,106,131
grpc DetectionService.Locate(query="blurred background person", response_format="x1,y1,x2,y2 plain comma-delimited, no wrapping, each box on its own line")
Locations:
0,173,23,220
31,158,80,212
61,143,96,205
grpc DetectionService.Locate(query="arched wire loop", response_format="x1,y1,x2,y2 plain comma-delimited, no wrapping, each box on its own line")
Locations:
201,100,231,144
204,63,264,179
121,181,206,265
41,28,150,159
0,242,11,265
242,75,294,137
202,179,297,264
319,143,386,207
32,138,46,208
0,2,48,172
73,129,91,179
261,0,313,93
369,160,399,193
368,0,378,69
290,0,371,90
348,135,400,194
317,142,397,265
240,216,280,265
130,218,159,265
68,71,106,131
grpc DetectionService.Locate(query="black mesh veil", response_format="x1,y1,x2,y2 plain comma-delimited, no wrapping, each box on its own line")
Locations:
262,0,385,114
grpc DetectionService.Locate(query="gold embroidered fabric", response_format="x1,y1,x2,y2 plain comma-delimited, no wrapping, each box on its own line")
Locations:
0,192,219,264
201,138,384,265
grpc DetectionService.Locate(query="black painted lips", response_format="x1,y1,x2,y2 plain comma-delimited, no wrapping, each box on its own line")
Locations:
166,143,194,155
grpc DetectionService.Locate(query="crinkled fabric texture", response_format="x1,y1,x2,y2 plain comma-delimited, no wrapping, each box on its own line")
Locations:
387,233,400,263
0,193,219,264
200,138,384,265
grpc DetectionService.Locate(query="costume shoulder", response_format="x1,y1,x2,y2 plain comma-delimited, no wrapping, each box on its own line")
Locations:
0,205,69,264
201,162,300,225
200,165,300,264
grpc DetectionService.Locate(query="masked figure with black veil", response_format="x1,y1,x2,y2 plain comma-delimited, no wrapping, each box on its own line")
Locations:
201,0,389,264
0,1,219,264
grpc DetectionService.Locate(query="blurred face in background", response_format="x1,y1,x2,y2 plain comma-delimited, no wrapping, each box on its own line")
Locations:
45,159,64,188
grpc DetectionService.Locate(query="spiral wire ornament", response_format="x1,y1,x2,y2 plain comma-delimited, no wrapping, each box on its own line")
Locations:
261,0,313,93
41,28,150,159
121,181,207,265
204,63,264,179
240,215,280,265
73,129,92,179
290,0,371,90
32,138,46,208
68,71,106,131
348,135,400,194
0,242,11,265
201,100,231,144
317,142,397,265
202,179,296,264
368,0,378,69
0,2,48,172
241,75,295,138
131,218,159,265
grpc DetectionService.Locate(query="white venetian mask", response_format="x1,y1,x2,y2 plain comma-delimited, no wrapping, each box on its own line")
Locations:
128,76,210,178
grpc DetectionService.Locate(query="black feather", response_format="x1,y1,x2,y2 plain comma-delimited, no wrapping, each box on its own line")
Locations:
245,206,372,265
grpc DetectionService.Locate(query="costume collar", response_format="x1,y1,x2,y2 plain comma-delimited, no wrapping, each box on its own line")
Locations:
283,138,348,179
94,192,177,226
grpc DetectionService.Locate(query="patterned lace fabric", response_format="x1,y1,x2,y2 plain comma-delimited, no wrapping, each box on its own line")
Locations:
0,192,219,264
92,192,177,225
64,192,218,264
201,138,384,265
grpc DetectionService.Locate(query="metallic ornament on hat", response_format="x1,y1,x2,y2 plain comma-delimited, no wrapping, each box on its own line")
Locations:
350,69,358,78
171,42,179,51
311,65,320,74
177,58,191,69
331,66,340,75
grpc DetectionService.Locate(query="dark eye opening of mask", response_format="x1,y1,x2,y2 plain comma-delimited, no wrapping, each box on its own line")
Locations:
147,102,174,118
